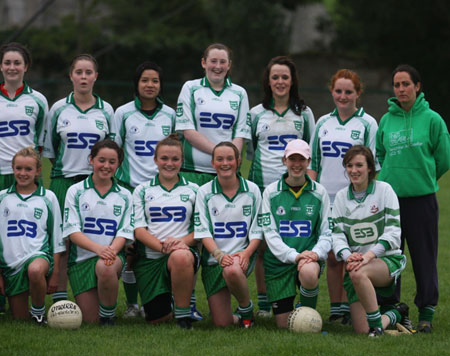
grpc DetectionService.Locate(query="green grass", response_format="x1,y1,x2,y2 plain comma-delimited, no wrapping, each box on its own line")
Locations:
1,162,449,355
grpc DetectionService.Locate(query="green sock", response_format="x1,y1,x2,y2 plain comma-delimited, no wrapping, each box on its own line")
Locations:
419,306,435,322
366,310,382,328
174,305,191,320
237,300,254,319
384,308,401,325
330,302,342,316
299,286,318,309
0,295,6,309
99,302,117,319
257,293,271,312
122,270,138,305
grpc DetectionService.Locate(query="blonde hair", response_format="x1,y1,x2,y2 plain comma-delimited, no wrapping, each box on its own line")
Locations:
12,146,42,170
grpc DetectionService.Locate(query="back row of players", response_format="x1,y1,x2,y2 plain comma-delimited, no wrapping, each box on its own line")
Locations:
0,42,448,334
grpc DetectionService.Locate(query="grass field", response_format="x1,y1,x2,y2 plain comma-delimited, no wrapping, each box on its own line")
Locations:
1,159,449,356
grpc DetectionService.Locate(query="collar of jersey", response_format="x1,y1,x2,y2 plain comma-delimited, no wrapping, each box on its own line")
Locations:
150,174,188,191
347,180,375,202
84,174,121,196
67,92,104,113
331,107,365,125
269,98,290,117
278,172,313,193
7,182,46,199
211,175,248,198
200,76,232,96
0,81,31,100
134,96,163,119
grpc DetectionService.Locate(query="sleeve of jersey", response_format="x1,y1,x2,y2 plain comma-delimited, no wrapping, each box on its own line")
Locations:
109,107,124,146
48,192,66,254
36,94,49,147
175,81,195,131
365,116,380,171
260,186,299,264
375,117,387,167
248,184,263,241
302,107,316,144
378,183,401,251
42,104,58,159
104,103,114,134
431,115,450,180
115,191,134,242
62,186,82,238
309,123,322,171
132,184,148,229
330,190,352,261
233,88,251,140
311,185,332,260
245,108,259,161
193,187,212,240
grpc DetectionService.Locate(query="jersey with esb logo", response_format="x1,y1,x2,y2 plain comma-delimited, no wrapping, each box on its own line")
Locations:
194,176,262,265
175,77,251,173
63,176,134,266
42,93,113,178
0,185,64,276
111,98,176,188
310,108,378,204
0,84,48,175
133,175,198,259
332,180,402,258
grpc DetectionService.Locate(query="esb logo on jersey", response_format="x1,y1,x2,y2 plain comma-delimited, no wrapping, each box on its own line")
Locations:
321,141,352,158
350,222,378,244
279,220,312,237
83,217,117,236
149,206,186,222
268,135,297,150
199,112,235,129
7,219,38,238
134,140,158,156
214,221,247,238
0,120,30,137
67,132,101,149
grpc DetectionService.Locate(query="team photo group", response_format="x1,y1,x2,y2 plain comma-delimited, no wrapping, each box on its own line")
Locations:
0,41,449,337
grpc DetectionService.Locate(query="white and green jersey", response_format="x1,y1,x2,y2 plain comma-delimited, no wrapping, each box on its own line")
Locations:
332,180,402,260
42,93,113,178
194,176,262,265
111,97,176,188
133,175,198,259
0,184,64,276
310,108,378,204
0,83,48,175
63,176,134,266
248,104,315,191
260,174,332,273
175,77,251,173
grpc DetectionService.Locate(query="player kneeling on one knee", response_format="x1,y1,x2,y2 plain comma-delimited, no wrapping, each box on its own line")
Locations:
260,139,332,329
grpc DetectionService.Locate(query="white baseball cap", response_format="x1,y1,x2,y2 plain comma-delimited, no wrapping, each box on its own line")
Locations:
284,139,311,159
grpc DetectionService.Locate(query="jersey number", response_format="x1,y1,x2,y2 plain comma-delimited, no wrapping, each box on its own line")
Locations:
83,217,117,236
321,141,353,158
149,206,187,222
199,112,235,129
7,220,38,238
0,120,30,137
67,132,101,149
279,220,311,237
214,221,248,238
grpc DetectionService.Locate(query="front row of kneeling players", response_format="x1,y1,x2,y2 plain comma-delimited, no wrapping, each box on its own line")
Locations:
0,138,411,336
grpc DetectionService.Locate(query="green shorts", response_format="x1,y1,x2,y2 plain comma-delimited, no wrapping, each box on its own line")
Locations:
0,174,15,191
179,170,216,186
50,175,88,214
3,255,51,297
68,255,125,296
344,254,406,304
134,248,200,305
201,253,256,298
264,261,324,303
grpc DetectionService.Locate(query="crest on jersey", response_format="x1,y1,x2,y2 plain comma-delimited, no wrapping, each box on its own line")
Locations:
180,194,189,202
294,121,302,131
81,203,90,211
162,126,170,136
243,205,251,216
305,205,314,216
257,213,271,227
95,120,104,130
351,130,361,140
3,207,10,217
113,205,122,216
212,207,219,216
34,208,43,219
345,208,351,216
25,106,34,116
193,212,200,226
176,103,183,117
62,119,71,127
196,97,205,105
146,193,155,202
229,101,238,110
276,206,285,215
130,126,139,134
370,205,379,214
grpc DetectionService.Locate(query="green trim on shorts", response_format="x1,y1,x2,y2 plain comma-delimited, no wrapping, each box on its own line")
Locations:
265,261,324,303
201,253,256,298
68,254,125,296
179,170,215,186
4,255,51,297
344,254,406,304
0,174,15,191
50,176,86,214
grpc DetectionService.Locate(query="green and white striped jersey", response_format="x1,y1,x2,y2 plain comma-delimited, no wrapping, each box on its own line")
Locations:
310,108,378,204
194,176,262,265
260,174,332,274
133,175,198,259
248,104,315,190
0,184,64,276
63,176,134,266
0,83,48,175
111,97,176,188
176,77,251,173
42,93,113,178
332,180,402,260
